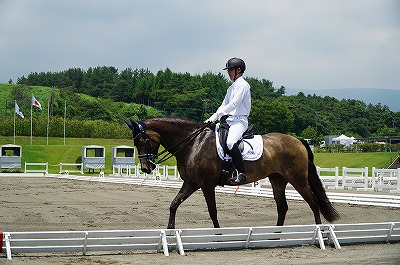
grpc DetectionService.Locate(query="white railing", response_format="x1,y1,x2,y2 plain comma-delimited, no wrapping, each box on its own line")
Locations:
16,163,400,193
111,164,180,180
328,222,400,247
2,222,399,260
24,162,48,174
317,167,340,189
112,164,138,176
59,163,83,175
130,165,399,193
371,167,400,193
342,167,369,190
48,175,400,208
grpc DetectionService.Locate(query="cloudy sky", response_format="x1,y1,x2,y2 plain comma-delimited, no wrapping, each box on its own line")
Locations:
1,0,399,90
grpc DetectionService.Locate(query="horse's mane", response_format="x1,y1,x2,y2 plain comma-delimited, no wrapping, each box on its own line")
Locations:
145,116,208,129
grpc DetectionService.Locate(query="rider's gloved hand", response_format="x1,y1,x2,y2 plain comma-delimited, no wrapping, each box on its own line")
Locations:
204,113,218,123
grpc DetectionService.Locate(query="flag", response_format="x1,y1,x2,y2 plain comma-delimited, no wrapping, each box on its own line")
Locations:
15,102,24,118
32,95,42,110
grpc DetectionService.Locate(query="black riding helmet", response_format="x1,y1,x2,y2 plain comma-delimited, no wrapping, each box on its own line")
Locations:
223,57,246,73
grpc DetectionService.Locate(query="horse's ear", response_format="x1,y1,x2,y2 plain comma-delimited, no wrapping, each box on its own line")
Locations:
124,119,140,134
124,119,133,130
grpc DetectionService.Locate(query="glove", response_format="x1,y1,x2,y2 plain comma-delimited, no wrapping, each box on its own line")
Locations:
205,113,219,123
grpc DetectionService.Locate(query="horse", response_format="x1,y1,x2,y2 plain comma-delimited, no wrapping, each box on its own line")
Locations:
125,117,339,229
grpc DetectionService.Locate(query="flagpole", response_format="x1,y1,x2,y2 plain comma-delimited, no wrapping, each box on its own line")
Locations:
64,100,66,145
14,100,16,145
30,95,33,145
47,100,50,145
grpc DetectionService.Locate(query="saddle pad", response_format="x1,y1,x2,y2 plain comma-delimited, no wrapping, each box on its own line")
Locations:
215,124,263,161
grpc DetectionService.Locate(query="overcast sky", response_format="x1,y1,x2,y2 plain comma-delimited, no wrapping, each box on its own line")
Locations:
1,0,399,90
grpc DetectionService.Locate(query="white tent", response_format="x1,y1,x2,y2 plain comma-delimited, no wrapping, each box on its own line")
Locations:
332,134,354,146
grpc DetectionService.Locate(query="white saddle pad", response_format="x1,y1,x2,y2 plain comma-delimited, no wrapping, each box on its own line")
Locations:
215,124,263,161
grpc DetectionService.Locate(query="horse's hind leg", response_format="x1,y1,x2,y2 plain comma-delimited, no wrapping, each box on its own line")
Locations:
269,175,289,226
168,181,199,229
292,181,322,224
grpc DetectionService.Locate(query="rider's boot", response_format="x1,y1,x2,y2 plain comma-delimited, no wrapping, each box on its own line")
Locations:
229,143,246,185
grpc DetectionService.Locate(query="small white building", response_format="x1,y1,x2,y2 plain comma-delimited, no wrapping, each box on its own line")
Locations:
112,145,135,168
0,144,22,169
82,145,105,172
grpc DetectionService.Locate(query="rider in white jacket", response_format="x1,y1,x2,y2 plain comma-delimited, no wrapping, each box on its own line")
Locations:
205,57,251,185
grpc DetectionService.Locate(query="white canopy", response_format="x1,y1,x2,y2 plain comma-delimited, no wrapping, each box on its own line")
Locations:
332,134,354,146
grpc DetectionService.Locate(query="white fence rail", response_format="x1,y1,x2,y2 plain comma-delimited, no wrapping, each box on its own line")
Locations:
317,167,400,193
49,175,400,208
24,162,48,174
126,165,400,193
15,163,400,193
59,163,83,175
317,167,340,189
2,222,399,260
328,222,400,246
112,164,137,176
371,167,400,192
111,164,181,180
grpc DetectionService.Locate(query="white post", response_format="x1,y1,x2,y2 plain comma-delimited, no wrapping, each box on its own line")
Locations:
372,167,377,190
5,232,12,260
334,166,339,189
363,167,369,190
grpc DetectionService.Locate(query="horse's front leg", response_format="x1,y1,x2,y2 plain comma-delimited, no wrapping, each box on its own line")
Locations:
201,184,220,228
167,181,199,229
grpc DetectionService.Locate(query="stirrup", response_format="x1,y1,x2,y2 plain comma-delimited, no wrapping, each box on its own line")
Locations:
230,171,246,185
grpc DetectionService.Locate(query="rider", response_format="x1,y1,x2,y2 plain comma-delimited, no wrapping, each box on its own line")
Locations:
205,57,251,185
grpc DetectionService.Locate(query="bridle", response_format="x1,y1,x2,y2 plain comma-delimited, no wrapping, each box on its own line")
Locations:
133,121,158,165
133,121,210,166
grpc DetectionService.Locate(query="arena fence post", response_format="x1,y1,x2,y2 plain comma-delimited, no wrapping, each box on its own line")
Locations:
83,231,89,255
245,228,253,248
327,225,341,249
175,230,185,255
158,230,169,256
4,233,11,260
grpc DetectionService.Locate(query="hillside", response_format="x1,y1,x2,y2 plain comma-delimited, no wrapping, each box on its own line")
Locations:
0,83,164,121
285,87,400,112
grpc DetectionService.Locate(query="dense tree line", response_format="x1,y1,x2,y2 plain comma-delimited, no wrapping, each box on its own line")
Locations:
10,66,400,141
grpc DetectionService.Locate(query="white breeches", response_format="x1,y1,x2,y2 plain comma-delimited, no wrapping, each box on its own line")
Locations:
226,116,248,150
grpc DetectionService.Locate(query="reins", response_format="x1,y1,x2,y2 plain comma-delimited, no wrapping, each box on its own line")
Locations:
155,124,209,164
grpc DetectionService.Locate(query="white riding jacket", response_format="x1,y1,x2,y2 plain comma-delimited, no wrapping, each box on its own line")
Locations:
215,76,251,150
215,76,251,119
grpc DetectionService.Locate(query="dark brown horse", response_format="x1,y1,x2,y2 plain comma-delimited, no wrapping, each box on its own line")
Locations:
125,117,339,229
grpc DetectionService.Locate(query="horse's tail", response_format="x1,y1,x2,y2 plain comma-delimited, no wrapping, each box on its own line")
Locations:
299,139,340,222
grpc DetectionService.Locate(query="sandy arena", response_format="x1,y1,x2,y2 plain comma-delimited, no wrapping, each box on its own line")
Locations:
1,177,399,265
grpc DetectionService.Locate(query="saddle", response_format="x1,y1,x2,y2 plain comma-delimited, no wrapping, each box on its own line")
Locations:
218,123,254,155
217,123,254,186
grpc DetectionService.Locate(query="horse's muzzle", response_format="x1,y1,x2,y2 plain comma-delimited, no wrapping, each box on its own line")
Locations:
140,159,156,174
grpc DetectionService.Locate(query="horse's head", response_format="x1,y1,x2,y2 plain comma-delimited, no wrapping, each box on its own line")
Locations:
125,119,160,174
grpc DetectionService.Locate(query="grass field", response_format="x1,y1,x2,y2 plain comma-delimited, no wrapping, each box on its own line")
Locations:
0,136,397,174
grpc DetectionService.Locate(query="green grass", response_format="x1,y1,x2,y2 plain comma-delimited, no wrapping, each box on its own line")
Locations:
314,152,395,169
0,136,396,174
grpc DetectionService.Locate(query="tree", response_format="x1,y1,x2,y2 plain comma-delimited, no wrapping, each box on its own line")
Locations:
249,100,294,134
377,125,395,136
300,125,318,141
